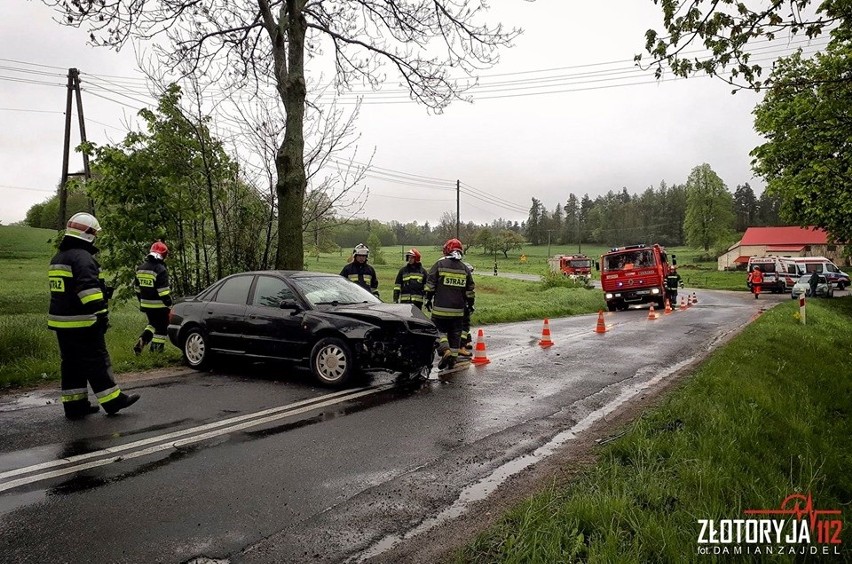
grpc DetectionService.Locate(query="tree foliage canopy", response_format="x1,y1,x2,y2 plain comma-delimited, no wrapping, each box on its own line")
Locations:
641,0,846,89
683,163,734,251
43,0,524,270
751,38,852,242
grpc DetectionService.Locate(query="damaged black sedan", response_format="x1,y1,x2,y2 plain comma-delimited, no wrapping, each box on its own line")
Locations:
167,271,438,386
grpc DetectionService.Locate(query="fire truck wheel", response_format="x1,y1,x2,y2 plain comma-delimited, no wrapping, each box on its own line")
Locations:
607,303,617,312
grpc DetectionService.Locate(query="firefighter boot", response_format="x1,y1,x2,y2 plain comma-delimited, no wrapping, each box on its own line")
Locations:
438,349,454,370
104,392,141,415
150,341,164,353
133,337,146,356
64,401,100,420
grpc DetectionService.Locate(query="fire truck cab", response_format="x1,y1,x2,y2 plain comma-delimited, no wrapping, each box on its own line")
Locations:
598,244,674,311
549,254,592,282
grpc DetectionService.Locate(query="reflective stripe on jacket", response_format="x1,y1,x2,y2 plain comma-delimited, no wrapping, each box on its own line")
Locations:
425,257,475,317
393,264,427,303
48,247,106,330
340,262,378,294
135,257,172,310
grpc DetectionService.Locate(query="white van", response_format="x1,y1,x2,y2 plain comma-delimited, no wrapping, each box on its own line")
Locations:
777,257,849,290
746,256,785,293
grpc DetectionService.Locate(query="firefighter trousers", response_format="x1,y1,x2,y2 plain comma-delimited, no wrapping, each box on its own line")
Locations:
56,327,121,416
138,308,170,352
433,317,463,358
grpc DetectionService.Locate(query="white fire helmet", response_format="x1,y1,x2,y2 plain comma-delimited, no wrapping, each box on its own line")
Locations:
64,212,101,243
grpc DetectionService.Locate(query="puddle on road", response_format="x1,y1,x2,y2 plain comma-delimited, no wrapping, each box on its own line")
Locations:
0,392,55,412
353,356,697,562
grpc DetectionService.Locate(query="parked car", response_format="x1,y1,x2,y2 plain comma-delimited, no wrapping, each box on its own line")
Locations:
790,274,834,299
167,271,439,386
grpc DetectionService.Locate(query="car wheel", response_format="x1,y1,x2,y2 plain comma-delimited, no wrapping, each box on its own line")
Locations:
182,327,212,370
310,337,353,387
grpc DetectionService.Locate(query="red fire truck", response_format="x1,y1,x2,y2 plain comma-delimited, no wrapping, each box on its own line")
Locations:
598,244,675,311
549,254,593,282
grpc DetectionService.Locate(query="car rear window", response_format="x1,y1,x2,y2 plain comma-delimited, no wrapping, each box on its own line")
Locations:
214,275,253,305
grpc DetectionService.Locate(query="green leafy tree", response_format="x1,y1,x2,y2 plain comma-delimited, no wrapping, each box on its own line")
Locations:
44,1,523,271
496,230,526,259
526,198,544,245
751,41,852,241
683,164,735,252
641,0,844,89
83,87,269,297
733,183,757,232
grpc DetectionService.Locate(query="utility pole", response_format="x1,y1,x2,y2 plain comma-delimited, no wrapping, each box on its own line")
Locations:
456,179,460,239
58,68,93,228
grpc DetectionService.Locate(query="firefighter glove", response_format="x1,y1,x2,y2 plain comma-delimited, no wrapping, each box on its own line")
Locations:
104,286,115,300
96,313,110,333
425,299,432,312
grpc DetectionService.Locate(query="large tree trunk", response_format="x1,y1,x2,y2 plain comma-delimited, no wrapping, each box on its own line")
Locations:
274,1,307,270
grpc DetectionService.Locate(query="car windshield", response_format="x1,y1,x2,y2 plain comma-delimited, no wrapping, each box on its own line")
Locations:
291,275,380,306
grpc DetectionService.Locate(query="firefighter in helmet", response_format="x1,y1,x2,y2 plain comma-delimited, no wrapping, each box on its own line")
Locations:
665,265,682,306
133,240,173,354
425,238,475,370
48,212,140,418
393,248,427,309
340,243,379,297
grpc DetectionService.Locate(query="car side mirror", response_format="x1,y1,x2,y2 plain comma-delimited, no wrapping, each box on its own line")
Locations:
280,299,302,313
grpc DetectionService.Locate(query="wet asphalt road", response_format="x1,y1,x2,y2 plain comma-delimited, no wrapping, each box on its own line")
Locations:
0,289,787,563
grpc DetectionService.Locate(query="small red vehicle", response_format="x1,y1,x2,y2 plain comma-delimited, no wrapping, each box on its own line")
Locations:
598,244,675,311
549,254,593,282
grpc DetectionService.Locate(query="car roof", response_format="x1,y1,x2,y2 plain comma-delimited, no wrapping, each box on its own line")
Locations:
229,270,341,278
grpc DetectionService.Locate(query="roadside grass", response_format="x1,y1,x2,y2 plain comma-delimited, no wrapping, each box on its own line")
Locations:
460,297,852,563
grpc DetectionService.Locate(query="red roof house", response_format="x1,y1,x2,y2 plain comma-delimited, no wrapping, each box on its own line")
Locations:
718,226,846,270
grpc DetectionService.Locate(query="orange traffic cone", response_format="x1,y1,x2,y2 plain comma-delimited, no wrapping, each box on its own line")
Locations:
679,297,687,311
471,329,491,365
664,299,673,314
594,310,608,334
539,318,554,348
691,292,698,304
648,304,658,320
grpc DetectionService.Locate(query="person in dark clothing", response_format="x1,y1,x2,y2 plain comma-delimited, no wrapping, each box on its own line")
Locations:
48,212,140,419
340,243,379,297
808,272,820,297
393,248,427,309
665,266,682,306
425,238,475,370
133,240,173,354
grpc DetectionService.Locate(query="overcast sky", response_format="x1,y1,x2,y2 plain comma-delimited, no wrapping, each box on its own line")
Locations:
1,1,821,227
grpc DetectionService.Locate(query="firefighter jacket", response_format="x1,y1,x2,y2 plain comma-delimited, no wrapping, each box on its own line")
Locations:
748,270,764,285
135,256,172,310
425,256,475,318
393,263,428,304
48,238,108,330
665,272,681,290
340,261,379,295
